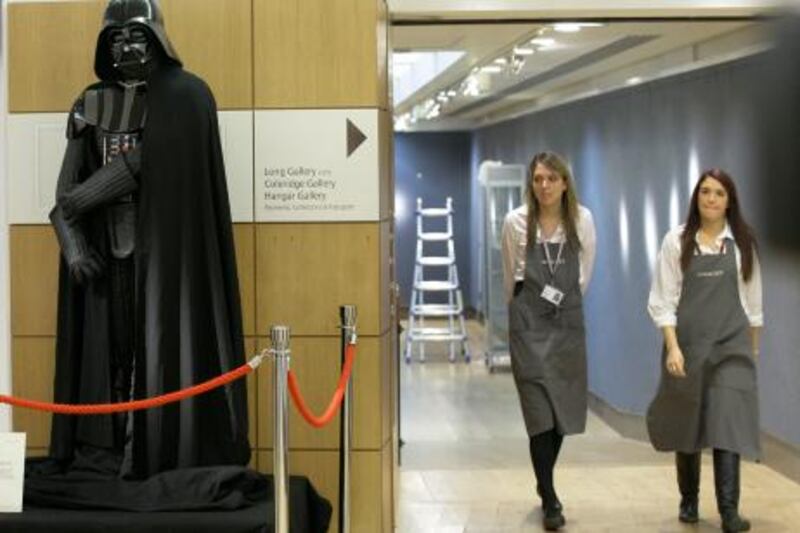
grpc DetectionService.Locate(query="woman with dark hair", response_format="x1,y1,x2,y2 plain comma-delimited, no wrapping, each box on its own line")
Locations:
647,169,763,533
501,151,596,530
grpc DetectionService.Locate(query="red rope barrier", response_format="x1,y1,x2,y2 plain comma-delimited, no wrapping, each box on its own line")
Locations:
0,354,265,415
288,343,356,428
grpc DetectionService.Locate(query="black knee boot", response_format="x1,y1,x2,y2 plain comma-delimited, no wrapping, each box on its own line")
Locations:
713,449,751,532
676,452,700,523
530,431,565,531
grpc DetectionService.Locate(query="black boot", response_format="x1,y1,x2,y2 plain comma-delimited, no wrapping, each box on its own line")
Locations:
530,431,565,530
676,452,700,523
713,449,751,532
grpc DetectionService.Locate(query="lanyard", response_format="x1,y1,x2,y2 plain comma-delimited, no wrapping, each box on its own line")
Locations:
542,240,565,278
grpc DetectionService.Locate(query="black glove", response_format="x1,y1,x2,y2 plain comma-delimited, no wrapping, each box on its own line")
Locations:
68,248,105,285
50,204,106,285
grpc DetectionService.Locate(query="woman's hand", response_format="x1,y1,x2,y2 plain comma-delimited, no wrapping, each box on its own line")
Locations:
665,345,687,378
751,327,761,364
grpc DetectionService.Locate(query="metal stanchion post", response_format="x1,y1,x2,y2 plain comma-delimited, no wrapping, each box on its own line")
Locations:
339,305,357,533
271,325,291,533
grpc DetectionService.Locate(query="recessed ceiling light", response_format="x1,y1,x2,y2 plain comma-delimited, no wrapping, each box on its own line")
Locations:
553,22,604,33
462,76,480,96
494,57,508,65
513,46,535,56
626,76,643,85
530,38,556,47
480,65,503,74
553,23,582,33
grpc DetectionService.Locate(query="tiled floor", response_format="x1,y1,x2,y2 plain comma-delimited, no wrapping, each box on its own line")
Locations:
397,321,800,532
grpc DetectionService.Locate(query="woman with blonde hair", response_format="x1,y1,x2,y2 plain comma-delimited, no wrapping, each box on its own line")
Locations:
501,151,596,530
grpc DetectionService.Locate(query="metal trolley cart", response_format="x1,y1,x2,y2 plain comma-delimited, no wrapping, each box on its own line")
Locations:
479,163,525,372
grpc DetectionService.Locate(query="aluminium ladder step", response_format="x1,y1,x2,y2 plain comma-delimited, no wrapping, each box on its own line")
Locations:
416,256,455,266
410,303,463,317
414,280,459,291
418,231,452,241
407,328,467,342
417,207,452,217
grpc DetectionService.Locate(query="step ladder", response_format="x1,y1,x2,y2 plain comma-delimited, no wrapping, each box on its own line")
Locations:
404,197,470,364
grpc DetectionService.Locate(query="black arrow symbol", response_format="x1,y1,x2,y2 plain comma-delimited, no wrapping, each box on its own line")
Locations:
346,119,367,157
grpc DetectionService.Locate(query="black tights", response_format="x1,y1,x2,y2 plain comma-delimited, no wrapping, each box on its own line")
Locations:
529,428,564,504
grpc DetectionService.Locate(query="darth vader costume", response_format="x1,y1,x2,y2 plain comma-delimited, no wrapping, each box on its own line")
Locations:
24,0,259,509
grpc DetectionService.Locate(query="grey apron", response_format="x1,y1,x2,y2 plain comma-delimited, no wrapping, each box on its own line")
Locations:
647,239,760,459
508,238,587,436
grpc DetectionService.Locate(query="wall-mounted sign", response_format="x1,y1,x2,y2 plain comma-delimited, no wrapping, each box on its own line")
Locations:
0,432,25,513
255,109,379,222
7,112,254,223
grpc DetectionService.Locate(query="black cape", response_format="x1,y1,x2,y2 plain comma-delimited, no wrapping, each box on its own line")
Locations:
48,63,250,478
26,66,335,527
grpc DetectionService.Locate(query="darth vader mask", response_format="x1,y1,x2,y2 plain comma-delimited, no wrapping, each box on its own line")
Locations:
107,23,155,81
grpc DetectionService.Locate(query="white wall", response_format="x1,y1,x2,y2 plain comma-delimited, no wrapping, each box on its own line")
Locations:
1,0,13,432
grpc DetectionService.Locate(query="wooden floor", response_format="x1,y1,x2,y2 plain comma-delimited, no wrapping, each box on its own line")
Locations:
397,321,800,532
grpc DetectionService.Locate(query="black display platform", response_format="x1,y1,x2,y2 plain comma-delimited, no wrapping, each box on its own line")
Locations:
0,476,331,533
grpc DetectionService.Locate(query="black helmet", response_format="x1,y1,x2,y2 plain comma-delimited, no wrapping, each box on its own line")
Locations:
94,0,181,80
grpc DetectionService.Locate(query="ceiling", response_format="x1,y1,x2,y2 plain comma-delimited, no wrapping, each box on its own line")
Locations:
388,0,771,21
391,17,771,131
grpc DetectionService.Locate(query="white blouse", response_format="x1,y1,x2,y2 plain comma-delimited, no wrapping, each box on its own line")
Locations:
647,224,763,328
501,204,597,302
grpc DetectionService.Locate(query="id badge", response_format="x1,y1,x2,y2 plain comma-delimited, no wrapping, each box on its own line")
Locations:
540,284,564,306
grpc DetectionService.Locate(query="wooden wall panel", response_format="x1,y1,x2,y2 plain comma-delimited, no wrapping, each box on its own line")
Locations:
234,224,256,336
253,0,381,108
26,448,50,458
257,337,340,449
256,336,386,450
384,439,394,533
10,226,59,337
8,1,102,113
245,337,258,450
11,338,56,449
380,331,393,447
377,0,390,110
9,0,251,112
255,338,274,448
379,110,394,221
380,220,392,337
255,223,382,336
353,335,386,450
352,447,392,533
160,0,253,109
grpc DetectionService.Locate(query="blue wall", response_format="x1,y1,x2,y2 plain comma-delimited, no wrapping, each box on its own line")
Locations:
468,55,800,448
395,132,473,310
